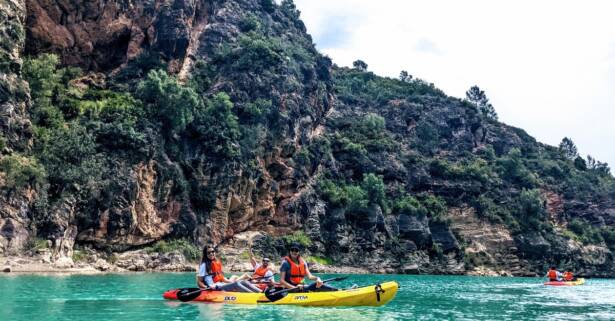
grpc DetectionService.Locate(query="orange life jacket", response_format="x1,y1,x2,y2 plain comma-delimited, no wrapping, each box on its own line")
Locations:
547,269,557,280
284,256,306,285
210,259,224,282
253,264,270,279
563,272,573,281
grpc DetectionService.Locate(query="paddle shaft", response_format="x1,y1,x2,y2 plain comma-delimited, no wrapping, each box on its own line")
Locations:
182,273,277,302
268,276,347,297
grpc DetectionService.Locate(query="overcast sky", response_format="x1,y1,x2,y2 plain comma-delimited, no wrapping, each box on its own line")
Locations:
293,0,615,168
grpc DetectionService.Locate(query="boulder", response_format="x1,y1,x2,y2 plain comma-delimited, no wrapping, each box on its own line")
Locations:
514,232,551,259
398,214,431,247
430,222,459,253
402,263,420,274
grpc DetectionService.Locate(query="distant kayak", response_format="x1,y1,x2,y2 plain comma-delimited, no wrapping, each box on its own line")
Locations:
163,281,398,306
544,278,585,286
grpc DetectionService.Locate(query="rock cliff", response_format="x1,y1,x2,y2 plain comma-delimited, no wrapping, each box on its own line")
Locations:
1,0,614,276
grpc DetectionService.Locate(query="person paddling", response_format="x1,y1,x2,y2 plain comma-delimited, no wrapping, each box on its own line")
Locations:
563,271,575,281
546,266,563,282
279,242,337,292
197,245,261,293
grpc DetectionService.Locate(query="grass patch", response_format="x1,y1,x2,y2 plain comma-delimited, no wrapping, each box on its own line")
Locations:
72,249,87,262
282,231,312,248
145,239,200,261
306,256,333,265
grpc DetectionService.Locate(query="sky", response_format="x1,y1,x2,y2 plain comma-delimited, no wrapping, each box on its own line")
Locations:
292,0,615,168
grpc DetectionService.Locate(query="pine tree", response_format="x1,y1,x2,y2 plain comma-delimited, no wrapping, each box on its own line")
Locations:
352,60,368,71
465,85,498,120
399,70,412,82
559,137,578,160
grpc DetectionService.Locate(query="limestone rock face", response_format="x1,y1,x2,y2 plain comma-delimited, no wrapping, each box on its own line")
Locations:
0,0,36,255
1,0,614,277
25,0,211,72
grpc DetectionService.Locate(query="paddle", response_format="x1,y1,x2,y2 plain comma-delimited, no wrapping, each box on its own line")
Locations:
177,274,277,302
263,276,348,302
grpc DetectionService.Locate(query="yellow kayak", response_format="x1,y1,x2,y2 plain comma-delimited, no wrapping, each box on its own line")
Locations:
544,278,585,286
163,281,399,306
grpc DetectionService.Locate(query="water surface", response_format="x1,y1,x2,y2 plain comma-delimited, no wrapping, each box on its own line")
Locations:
1,273,614,321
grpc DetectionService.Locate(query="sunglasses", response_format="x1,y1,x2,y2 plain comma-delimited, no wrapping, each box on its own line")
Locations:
290,249,300,252
207,251,216,254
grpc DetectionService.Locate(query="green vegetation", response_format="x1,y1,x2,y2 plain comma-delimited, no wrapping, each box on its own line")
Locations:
191,92,240,158
23,237,49,252
559,137,578,160
72,249,87,262
282,231,312,248
145,239,201,261
306,256,333,265
465,85,498,120
0,154,46,190
136,69,202,133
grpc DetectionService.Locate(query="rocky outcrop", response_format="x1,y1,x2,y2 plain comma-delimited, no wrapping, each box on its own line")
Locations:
25,0,213,72
0,0,36,255
1,0,613,277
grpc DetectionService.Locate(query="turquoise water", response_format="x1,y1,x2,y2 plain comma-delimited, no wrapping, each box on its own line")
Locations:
1,273,614,321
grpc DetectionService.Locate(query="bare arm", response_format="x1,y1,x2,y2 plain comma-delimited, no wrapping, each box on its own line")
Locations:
197,275,207,288
279,271,296,289
249,247,257,268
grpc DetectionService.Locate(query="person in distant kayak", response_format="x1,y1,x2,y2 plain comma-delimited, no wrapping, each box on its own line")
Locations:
563,271,576,281
279,242,337,292
197,245,261,292
546,266,563,281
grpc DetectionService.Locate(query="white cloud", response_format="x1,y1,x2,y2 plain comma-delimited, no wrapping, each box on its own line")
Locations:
294,0,615,168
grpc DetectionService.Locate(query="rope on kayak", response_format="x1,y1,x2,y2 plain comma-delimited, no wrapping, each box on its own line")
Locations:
374,283,385,302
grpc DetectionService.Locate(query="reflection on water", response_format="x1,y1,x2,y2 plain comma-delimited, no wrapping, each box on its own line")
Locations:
1,273,614,321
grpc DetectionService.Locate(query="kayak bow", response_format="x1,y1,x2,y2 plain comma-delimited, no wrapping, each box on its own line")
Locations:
163,281,398,306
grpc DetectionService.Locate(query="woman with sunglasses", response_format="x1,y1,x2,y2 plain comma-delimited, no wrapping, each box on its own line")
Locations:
279,242,337,292
197,245,261,292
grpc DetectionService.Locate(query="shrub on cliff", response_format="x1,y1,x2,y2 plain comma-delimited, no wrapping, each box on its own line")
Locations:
393,195,427,217
516,188,548,231
190,92,240,158
497,148,539,188
233,33,284,72
362,173,387,211
146,239,200,261
36,124,103,189
0,154,46,190
568,219,604,245
136,69,202,133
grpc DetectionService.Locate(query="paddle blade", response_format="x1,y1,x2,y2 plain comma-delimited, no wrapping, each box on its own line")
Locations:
177,288,204,302
264,286,289,302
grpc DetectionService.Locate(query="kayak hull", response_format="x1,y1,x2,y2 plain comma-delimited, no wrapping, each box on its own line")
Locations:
544,278,585,286
163,281,398,306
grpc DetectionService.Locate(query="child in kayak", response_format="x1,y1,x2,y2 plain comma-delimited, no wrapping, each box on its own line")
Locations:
279,242,337,292
197,245,261,292
546,266,563,281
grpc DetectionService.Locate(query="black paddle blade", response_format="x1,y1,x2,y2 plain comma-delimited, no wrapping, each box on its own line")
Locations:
264,286,289,302
177,288,204,302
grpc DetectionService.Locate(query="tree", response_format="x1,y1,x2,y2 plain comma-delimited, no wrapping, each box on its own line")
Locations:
361,173,386,209
587,155,611,176
136,69,202,133
191,92,240,158
352,60,368,71
558,137,578,160
399,70,412,82
465,85,498,120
